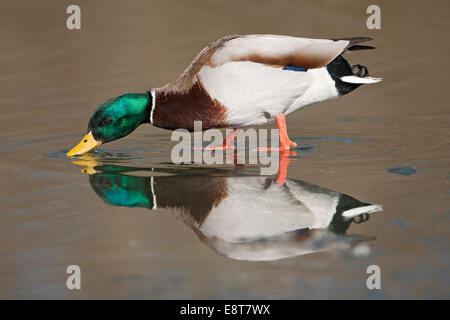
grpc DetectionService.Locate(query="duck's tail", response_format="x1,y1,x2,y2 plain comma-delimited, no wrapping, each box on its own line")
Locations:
342,203,383,218
340,75,382,84
333,37,375,52
332,37,383,84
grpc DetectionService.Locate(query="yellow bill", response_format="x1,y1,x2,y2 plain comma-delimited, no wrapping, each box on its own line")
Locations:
67,131,102,156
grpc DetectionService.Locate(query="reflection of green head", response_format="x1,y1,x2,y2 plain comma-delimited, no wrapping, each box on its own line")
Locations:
89,173,153,208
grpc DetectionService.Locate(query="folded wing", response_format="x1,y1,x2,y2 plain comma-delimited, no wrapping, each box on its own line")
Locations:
168,34,353,92
209,34,350,69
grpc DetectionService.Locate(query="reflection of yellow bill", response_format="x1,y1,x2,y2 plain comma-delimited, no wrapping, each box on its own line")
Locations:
67,131,101,157
71,154,100,175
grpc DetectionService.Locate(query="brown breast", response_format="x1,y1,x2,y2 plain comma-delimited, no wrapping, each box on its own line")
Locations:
153,79,228,131
153,175,229,228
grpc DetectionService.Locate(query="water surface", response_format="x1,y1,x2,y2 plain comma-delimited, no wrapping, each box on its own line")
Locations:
1,0,449,299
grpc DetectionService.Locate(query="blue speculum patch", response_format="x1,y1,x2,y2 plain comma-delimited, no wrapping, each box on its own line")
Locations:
387,166,419,176
283,65,308,72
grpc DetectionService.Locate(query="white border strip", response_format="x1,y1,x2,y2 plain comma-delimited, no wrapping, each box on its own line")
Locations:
151,176,157,210
150,90,156,124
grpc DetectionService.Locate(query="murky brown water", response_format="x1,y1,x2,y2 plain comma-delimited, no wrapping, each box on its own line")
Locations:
1,0,449,299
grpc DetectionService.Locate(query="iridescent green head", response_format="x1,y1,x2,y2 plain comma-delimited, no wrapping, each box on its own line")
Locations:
88,93,150,143
67,92,151,156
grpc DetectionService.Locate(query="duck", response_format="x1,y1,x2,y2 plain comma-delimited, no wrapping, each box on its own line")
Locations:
77,164,383,261
67,34,382,156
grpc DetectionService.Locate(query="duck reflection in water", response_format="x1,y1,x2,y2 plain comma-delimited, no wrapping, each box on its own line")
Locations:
74,159,382,261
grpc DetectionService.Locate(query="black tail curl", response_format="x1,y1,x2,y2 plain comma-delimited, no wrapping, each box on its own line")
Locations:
351,64,369,77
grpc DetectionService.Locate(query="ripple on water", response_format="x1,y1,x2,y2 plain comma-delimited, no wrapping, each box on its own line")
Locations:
47,142,171,170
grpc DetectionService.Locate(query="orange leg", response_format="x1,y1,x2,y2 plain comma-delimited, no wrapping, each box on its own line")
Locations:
276,150,295,185
204,128,239,150
257,114,297,151
277,114,297,150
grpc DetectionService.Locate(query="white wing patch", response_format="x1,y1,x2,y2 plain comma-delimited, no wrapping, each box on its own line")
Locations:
198,61,338,127
198,61,312,126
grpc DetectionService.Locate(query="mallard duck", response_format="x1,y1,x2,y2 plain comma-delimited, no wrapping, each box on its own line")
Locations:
67,34,381,156
81,165,382,261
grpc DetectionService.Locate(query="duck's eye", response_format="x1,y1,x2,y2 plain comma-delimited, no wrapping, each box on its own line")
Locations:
101,118,112,126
